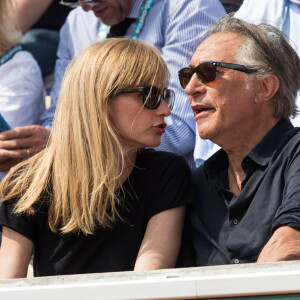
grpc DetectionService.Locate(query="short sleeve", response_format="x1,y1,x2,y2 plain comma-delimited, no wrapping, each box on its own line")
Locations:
0,199,38,242
272,149,300,232
147,154,192,220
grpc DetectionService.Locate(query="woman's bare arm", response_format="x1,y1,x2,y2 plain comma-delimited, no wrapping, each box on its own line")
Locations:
0,226,33,279
134,205,186,271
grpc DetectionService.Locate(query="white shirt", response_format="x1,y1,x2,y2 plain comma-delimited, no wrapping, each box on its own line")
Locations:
194,0,300,166
0,50,45,179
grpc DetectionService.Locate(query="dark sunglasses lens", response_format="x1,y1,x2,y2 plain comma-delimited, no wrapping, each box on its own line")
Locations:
178,68,193,89
197,63,216,83
164,90,175,110
143,86,160,109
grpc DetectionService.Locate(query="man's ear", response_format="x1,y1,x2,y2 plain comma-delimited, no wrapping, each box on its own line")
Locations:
255,75,279,103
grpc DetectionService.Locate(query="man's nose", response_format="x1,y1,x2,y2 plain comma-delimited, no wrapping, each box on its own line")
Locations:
81,4,94,12
184,73,202,95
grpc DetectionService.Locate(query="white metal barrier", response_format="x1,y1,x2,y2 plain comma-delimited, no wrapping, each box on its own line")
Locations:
1,261,300,300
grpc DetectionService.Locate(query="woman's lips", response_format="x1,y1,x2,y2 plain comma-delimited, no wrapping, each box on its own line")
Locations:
153,122,167,134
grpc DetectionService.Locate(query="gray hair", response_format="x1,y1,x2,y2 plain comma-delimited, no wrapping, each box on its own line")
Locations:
204,16,300,119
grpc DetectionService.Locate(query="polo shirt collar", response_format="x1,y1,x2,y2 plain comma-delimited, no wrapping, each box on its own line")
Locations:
246,118,295,166
204,118,295,180
128,0,158,18
203,149,228,187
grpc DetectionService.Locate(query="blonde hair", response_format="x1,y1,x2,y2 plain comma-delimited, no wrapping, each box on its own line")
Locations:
1,38,170,234
0,0,22,56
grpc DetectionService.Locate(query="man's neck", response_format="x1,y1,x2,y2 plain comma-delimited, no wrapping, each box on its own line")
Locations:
227,152,246,197
220,115,280,159
223,116,280,196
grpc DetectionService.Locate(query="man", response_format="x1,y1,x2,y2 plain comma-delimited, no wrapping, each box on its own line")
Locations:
0,0,226,172
194,0,300,166
179,16,300,266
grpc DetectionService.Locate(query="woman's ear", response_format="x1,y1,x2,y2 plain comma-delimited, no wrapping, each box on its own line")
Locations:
255,75,279,104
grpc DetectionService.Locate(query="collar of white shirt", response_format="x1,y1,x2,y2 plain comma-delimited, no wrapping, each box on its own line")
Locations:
128,0,145,19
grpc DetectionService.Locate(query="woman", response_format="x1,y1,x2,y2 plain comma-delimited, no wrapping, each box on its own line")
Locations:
0,38,191,278
0,0,45,180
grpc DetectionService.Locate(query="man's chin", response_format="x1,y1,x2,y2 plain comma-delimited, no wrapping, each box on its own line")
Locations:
94,12,124,26
197,129,215,142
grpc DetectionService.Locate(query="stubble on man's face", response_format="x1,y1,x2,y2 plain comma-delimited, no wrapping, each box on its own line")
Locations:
90,0,134,26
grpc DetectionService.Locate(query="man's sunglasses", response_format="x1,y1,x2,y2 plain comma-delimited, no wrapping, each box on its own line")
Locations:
178,61,257,89
115,86,175,110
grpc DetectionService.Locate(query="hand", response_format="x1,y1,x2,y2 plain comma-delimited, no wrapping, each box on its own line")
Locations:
0,125,51,172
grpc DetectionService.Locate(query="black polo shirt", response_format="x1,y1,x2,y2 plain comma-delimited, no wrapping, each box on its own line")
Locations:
190,118,300,266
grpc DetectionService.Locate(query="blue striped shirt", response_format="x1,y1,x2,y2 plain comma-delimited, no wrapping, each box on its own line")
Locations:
41,0,226,167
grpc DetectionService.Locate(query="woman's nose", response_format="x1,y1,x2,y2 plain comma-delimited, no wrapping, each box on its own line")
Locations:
157,99,171,117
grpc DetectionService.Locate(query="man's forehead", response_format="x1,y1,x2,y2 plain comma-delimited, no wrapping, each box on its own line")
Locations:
191,32,245,65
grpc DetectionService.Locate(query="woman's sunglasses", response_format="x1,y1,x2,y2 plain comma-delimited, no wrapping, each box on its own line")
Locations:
116,86,175,110
178,61,257,89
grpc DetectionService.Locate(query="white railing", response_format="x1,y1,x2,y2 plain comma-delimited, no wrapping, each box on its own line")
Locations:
1,261,300,300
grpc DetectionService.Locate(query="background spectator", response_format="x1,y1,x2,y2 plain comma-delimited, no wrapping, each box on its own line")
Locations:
0,0,45,181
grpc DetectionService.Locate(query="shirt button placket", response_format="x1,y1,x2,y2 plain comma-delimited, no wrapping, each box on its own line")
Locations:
233,258,239,264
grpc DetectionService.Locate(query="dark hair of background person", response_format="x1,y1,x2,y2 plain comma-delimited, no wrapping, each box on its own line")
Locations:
220,0,243,13
32,1,72,30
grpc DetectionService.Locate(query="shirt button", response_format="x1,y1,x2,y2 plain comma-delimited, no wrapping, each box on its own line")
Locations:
233,258,239,264
232,219,238,225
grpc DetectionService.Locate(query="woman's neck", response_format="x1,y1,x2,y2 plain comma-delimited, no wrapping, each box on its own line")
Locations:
116,148,138,189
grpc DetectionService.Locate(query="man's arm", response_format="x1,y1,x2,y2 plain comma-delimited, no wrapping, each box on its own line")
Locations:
257,147,300,263
16,0,53,33
257,226,300,262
